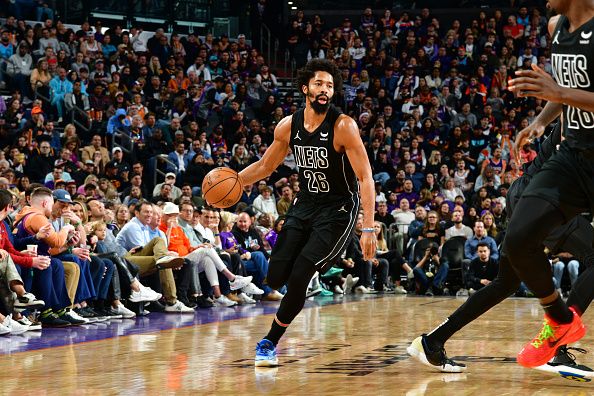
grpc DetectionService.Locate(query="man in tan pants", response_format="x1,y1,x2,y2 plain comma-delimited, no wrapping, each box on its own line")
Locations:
115,200,194,313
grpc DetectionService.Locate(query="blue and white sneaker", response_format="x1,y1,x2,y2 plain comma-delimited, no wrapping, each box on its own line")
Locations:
255,339,279,367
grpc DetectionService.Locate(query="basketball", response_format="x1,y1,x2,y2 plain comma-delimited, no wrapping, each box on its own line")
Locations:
202,167,243,208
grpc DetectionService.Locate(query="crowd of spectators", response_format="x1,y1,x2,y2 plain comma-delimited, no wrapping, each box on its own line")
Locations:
0,3,584,333
285,6,581,297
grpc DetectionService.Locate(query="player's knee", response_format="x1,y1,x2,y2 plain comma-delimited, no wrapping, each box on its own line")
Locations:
505,223,537,259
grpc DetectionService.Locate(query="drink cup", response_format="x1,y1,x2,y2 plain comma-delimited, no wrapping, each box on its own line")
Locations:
27,245,37,254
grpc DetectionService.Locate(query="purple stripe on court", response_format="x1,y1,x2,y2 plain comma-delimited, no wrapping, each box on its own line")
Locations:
0,294,386,355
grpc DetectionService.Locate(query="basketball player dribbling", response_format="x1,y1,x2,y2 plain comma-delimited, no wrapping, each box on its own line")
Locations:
237,59,377,366
408,0,594,377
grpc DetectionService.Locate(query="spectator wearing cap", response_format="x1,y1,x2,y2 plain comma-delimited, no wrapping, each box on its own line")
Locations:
65,180,78,199
82,31,103,62
236,33,251,56
203,55,223,82
110,146,130,172
13,187,78,327
159,202,254,307
81,134,110,169
153,172,182,201
103,162,124,191
195,76,225,125
89,58,112,86
71,160,97,186
64,79,90,118
115,200,192,313
6,42,32,99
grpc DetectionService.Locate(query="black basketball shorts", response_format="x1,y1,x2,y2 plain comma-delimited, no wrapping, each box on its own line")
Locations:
271,194,360,273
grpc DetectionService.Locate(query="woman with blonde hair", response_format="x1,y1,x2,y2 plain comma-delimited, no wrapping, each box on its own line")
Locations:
148,56,162,77
441,177,465,202
71,200,89,225
374,221,413,294
30,58,51,96
481,211,499,242
425,150,443,177
219,210,238,233
113,204,130,235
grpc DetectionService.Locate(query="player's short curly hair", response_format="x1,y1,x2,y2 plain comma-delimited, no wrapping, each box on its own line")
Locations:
296,58,343,97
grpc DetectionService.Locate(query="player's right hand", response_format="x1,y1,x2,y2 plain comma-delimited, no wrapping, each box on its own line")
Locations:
514,122,545,162
360,233,377,261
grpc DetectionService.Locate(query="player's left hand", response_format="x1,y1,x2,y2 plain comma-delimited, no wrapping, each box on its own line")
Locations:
509,63,562,102
360,232,377,261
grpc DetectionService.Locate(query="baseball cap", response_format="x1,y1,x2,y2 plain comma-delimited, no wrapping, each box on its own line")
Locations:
165,172,176,179
209,55,219,62
53,189,73,204
162,202,180,215
85,160,94,165
31,106,43,115
112,147,122,154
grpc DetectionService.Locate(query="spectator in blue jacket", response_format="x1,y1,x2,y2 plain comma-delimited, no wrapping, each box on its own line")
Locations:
107,108,130,135
463,220,499,263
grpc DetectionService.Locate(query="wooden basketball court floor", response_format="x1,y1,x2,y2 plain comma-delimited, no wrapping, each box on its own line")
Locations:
0,294,592,395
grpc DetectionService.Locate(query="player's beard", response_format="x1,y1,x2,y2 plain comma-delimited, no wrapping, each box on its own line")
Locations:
546,2,557,18
308,91,331,115
546,0,564,17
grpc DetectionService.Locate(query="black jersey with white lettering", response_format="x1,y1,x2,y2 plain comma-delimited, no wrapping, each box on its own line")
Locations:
551,15,594,150
289,105,358,202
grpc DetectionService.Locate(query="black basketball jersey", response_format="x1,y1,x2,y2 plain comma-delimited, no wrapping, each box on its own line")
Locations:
289,105,358,202
551,15,594,149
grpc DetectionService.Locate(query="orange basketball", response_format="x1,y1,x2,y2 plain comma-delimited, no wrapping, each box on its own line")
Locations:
202,167,244,208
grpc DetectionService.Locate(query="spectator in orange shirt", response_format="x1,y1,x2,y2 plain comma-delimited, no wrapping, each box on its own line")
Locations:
159,202,253,306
